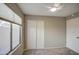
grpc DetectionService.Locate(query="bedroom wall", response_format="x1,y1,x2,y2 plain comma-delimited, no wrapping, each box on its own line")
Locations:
25,15,66,49
5,3,25,55
44,17,66,48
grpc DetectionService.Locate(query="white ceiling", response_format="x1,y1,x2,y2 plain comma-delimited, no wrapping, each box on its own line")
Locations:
18,3,79,17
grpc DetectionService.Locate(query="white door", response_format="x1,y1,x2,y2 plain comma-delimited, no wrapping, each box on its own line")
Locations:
67,17,79,53
27,20,37,49
37,21,44,48
27,20,44,49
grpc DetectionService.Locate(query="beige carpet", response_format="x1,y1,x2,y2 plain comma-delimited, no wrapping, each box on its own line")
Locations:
23,47,79,55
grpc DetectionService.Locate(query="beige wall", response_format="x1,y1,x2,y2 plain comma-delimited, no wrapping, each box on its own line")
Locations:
5,3,24,55
25,15,66,49
44,17,66,48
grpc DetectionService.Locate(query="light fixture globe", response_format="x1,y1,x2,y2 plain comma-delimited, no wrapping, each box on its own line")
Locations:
50,7,57,12
47,3,63,12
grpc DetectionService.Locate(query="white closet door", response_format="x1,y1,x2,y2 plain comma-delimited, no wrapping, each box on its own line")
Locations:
27,20,37,49
37,21,44,48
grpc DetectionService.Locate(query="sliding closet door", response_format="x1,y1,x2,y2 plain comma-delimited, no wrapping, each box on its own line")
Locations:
27,20,44,49
37,21,44,48
27,20,37,49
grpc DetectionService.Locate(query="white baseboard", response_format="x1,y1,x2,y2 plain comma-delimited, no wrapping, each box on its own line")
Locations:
24,46,66,50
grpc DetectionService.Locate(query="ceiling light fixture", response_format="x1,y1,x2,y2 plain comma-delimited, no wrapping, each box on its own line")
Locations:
47,3,63,12
50,7,57,12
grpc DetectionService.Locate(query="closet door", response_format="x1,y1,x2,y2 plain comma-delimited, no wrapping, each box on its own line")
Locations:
27,20,37,49
37,21,44,48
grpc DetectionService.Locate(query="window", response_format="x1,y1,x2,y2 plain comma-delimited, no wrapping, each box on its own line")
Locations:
0,20,11,55
12,24,20,49
0,19,22,55
0,4,22,55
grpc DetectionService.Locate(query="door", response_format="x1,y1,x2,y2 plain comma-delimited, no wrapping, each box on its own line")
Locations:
27,20,37,49
37,21,44,48
27,20,44,49
67,17,79,53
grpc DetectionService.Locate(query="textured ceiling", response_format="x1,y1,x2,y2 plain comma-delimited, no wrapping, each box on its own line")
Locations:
18,3,79,17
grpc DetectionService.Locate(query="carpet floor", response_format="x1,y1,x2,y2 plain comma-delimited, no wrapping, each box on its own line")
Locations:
23,47,79,55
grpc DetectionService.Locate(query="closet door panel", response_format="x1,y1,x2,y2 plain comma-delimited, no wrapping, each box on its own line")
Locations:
37,21,44,48
27,20,37,49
